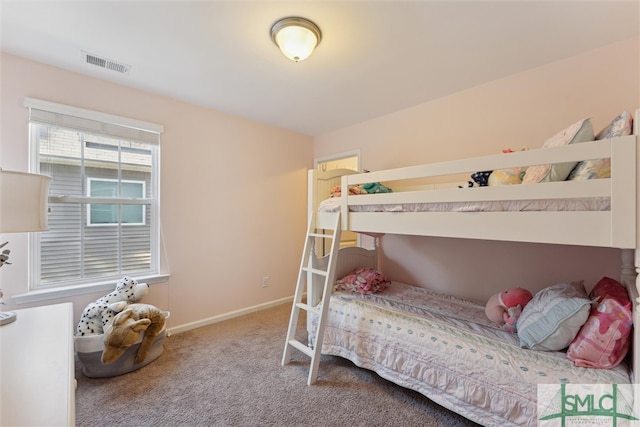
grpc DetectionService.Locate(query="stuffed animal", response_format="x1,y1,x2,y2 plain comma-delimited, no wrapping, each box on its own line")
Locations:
459,170,492,188
76,277,149,336
101,303,166,365
485,287,533,333
362,182,392,193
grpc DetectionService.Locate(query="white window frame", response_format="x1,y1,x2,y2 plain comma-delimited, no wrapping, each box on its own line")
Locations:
14,98,167,304
86,178,146,227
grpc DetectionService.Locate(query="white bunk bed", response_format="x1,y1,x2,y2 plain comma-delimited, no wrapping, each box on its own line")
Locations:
303,111,640,426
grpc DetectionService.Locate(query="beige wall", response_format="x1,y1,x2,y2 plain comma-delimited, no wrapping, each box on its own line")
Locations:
314,36,640,301
0,53,313,330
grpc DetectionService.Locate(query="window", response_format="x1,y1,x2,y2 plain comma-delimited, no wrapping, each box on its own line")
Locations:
26,98,163,290
87,178,146,226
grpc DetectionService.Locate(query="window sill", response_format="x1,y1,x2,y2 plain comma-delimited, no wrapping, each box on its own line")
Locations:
12,273,170,305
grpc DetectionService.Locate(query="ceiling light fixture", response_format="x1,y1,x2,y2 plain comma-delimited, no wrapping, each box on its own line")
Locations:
271,17,321,62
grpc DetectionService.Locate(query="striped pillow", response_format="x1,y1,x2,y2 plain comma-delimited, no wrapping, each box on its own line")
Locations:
517,281,591,351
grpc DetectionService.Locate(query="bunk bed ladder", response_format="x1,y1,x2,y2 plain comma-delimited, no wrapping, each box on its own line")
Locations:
282,211,342,385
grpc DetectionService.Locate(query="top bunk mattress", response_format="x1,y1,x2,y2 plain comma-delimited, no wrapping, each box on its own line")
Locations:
318,195,611,213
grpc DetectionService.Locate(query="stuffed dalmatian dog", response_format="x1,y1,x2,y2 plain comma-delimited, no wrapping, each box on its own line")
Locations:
75,276,149,336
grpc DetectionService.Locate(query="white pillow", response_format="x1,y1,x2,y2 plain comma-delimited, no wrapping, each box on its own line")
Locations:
517,281,591,351
522,119,594,184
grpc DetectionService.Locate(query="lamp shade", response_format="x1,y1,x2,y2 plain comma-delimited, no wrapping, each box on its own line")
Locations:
271,17,321,62
0,170,50,233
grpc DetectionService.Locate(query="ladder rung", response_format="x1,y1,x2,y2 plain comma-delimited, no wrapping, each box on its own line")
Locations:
295,302,320,315
309,232,334,239
302,267,328,276
287,339,314,357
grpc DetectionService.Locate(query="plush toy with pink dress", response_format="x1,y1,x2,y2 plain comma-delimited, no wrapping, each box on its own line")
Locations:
485,287,534,333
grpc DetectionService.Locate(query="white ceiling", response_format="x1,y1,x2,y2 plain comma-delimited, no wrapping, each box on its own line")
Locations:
1,1,638,136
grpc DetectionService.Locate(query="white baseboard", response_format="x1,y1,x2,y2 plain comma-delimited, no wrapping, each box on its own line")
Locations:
166,295,295,336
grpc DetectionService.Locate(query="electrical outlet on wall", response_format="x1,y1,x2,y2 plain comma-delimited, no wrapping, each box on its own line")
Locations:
262,276,270,288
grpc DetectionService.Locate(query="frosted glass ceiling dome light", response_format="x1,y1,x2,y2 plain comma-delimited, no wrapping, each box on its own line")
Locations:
271,17,321,62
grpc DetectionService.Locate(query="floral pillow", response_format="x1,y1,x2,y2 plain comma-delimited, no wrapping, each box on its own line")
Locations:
566,277,633,368
567,111,634,181
488,168,526,186
522,118,594,184
489,147,528,186
335,268,390,295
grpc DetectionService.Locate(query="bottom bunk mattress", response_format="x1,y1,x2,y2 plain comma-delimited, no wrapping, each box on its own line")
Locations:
309,282,632,427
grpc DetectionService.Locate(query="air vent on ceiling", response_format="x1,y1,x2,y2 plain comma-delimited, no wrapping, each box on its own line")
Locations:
81,51,131,75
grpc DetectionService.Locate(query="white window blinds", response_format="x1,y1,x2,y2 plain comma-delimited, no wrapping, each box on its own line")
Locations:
25,97,163,144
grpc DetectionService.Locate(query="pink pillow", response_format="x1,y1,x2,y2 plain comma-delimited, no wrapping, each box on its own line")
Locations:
335,268,390,295
591,276,632,307
567,277,633,368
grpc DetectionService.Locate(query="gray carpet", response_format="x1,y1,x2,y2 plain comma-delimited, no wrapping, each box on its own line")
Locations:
75,303,480,426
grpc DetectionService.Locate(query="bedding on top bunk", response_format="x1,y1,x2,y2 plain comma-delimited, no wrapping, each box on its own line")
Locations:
309,281,632,427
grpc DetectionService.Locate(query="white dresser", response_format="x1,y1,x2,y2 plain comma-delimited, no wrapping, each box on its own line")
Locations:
0,302,75,426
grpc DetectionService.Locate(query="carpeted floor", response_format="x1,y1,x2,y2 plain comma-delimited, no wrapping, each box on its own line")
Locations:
75,303,480,426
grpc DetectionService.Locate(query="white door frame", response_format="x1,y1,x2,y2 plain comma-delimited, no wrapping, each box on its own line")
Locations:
314,149,362,248
314,149,361,171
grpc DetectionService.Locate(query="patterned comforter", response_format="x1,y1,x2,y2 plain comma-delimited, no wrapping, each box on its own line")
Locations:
309,282,632,426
